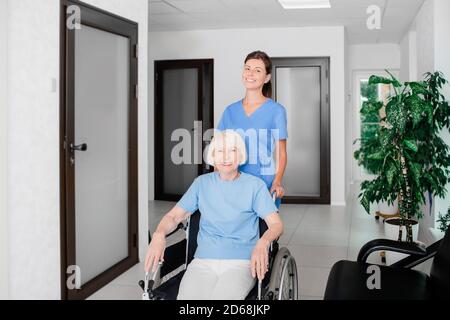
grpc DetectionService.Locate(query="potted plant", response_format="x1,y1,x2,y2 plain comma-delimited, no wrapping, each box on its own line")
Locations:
355,81,399,220
354,70,450,243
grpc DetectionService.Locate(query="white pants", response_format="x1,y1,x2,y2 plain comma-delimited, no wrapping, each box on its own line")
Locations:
177,259,256,300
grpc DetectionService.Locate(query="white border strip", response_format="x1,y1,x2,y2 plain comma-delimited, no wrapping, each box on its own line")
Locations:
0,0,9,300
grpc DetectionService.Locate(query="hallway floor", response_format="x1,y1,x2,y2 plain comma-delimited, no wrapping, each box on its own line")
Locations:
88,184,407,300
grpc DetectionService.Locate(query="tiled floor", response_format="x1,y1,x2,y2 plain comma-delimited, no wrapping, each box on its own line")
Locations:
88,183,424,300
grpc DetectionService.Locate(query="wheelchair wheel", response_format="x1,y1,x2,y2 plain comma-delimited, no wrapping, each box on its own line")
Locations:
278,255,298,300
267,247,298,300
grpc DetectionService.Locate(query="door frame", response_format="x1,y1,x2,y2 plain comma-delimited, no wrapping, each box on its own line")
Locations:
272,57,331,205
60,0,139,300
154,59,214,201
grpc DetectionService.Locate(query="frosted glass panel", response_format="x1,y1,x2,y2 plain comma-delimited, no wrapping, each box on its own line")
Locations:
276,67,321,197
74,25,129,285
163,68,198,195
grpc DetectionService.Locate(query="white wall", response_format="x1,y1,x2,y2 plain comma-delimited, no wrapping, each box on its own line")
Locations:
148,26,347,206
400,34,410,82
347,44,401,71
399,29,418,82
433,0,450,226
399,0,450,239
415,0,435,80
7,0,61,300
344,30,350,202
0,0,9,300
6,0,148,299
416,0,436,235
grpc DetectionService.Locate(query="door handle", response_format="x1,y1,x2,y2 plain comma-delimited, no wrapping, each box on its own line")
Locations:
70,143,88,153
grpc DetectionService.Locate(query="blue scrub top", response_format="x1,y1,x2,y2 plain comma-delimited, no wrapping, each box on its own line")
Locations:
217,98,288,207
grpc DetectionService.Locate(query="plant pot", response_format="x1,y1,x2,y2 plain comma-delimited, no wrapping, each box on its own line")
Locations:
384,217,419,241
384,217,419,265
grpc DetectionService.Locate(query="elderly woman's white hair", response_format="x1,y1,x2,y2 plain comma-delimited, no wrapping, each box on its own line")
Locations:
206,130,247,166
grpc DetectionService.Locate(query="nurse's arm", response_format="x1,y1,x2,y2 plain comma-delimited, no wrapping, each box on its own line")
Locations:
272,140,287,197
274,140,287,182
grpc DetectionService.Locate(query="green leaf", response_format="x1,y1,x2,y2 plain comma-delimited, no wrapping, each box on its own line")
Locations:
387,103,406,133
403,140,418,153
406,95,426,127
360,101,383,118
368,151,384,160
410,162,422,188
369,75,401,88
423,103,434,125
386,163,396,187
360,194,370,214
406,82,430,95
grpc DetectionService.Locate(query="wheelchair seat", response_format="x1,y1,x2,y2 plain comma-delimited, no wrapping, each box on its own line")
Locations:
325,260,431,300
151,271,185,300
324,228,450,300
141,210,298,300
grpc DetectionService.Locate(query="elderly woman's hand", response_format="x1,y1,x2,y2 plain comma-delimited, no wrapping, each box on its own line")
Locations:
251,238,270,280
145,232,166,273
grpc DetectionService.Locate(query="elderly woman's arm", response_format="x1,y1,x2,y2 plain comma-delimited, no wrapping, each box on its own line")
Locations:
251,213,284,280
145,205,191,273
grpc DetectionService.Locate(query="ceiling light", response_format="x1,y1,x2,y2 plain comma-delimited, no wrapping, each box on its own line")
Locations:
278,0,331,9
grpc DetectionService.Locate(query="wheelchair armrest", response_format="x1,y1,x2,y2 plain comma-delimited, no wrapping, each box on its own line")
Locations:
357,239,427,263
149,223,185,244
166,223,186,238
390,238,443,268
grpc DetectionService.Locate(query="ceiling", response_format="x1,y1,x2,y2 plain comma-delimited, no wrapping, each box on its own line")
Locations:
148,0,425,44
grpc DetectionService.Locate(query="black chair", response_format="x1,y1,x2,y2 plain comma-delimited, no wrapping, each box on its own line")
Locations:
140,211,298,300
324,228,450,300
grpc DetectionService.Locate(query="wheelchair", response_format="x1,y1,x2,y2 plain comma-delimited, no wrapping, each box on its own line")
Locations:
324,227,450,299
139,210,298,300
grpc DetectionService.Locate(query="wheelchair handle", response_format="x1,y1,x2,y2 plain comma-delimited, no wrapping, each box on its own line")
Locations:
144,262,163,294
257,280,262,300
272,192,277,203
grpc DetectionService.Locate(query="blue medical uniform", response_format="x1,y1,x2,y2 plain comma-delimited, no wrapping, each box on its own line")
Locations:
217,98,288,208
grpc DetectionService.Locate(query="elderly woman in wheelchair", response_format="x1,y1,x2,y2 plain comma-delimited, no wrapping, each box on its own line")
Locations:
142,130,298,300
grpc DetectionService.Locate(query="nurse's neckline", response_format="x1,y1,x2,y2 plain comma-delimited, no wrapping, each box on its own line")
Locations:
241,97,271,117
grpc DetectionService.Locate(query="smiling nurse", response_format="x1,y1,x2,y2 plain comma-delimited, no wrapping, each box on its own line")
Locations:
217,51,288,207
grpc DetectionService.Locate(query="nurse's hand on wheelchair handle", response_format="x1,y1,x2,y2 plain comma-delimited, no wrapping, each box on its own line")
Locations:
270,182,285,199
145,232,166,273
251,238,270,281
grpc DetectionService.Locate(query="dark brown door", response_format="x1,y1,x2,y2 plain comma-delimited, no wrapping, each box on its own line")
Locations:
272,57,331,204
60,0,139,300
155,60,214,201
